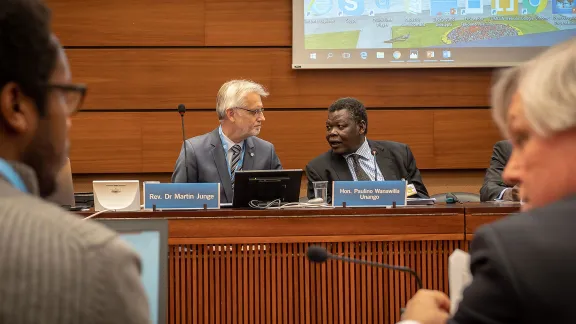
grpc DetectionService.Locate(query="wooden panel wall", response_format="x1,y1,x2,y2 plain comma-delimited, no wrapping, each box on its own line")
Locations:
169,240,467,324
70,110,501,173
49,0,501,175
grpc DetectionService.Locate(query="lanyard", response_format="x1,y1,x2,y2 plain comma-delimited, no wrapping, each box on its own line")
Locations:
0,158,28,193
218,126,245,176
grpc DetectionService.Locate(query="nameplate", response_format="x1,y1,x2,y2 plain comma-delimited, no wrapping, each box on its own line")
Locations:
144,183,220,210
332,181,407,207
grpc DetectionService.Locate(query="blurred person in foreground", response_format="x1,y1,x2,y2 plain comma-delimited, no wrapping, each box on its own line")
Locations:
399,37,576,324
480,67,521,202
0,0,150,323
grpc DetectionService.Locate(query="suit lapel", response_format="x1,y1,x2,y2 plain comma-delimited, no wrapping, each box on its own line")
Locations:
330,152,354,181
209,129,233,202
242,137,256,170
370,140,399,180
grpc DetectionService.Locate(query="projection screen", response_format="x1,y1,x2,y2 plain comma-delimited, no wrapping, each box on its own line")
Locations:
292,0,576,69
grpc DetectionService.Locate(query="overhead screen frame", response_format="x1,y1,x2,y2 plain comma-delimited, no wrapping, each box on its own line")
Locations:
291,0,563,69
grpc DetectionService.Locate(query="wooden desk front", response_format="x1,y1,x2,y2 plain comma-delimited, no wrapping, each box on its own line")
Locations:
464,202,521,240
92,204,517,324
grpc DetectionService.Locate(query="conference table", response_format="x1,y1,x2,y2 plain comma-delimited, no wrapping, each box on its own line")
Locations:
91,203,520,324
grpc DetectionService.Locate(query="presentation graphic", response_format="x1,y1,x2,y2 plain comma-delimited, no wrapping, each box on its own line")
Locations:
303,0,576,49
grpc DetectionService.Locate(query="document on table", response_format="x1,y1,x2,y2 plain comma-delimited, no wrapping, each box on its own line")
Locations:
449,249,473,315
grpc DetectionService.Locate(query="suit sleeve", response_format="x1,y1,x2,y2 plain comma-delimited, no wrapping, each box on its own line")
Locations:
404,145,429,198
270,145,283,170
92,237,152,324
171,140,198,183
480,143,510,201
448,225,520,324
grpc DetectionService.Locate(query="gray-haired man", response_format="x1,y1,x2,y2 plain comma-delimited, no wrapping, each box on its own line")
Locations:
171,80,282,203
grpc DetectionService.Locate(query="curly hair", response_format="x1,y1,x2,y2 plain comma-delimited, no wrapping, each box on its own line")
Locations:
328,97,369,135
0,0,58,116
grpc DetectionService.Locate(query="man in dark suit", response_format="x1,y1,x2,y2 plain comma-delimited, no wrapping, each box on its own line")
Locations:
479,140,520,201
479,66,521,202
399,38,576,324
305,97,428,202
172,80,282,203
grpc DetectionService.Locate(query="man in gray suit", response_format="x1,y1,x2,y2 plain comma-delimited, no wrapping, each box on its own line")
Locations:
0,1,150,323
172,80,282,203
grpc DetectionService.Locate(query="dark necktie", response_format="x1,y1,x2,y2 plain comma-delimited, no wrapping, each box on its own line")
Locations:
351,154,371,181
230,144,242,188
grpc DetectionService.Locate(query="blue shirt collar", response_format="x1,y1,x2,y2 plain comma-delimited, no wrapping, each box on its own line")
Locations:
218,125,244,152
0,158,29,193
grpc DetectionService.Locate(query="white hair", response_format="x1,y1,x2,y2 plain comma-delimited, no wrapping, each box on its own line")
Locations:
215,80,269,120
492,37,576,137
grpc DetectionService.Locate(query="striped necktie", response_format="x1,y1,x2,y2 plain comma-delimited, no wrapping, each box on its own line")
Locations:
351,154,371,181
230,144,242,188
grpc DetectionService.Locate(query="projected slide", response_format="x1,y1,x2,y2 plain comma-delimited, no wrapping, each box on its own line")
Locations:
293,0,576,68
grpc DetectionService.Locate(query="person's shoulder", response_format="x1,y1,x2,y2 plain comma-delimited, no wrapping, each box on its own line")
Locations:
494,140,511,149
250,136,275,149
372,140,409,151
0,194,121,250
306,150,333,169
492,140,512,152
187,129,217,146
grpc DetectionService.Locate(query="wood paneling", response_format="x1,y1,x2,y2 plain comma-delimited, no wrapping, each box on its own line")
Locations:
433,110,503,168
68,49,274,109
49,0,205,46
69,110,498,173
205,0,292,46
464,203,519,238
140,112,217,172
257,110,435,169
168,240,465,324
168,213,463,239
69,113,142,173
67,49,493,109
52,0,499,174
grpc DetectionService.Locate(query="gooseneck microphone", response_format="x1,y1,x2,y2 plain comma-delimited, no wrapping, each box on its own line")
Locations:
178,104,190,182
371,149,378,181
307,245,422,289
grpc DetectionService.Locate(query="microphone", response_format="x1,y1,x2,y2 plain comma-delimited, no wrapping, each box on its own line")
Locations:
371,149,378,181
307,245,422,289
178,104,190,182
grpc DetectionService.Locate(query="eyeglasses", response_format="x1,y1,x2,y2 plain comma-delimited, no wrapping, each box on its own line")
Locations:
47,83,87,115
234,107,265,116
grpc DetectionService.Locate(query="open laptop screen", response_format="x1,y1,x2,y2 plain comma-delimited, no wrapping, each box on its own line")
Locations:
97,219,168,324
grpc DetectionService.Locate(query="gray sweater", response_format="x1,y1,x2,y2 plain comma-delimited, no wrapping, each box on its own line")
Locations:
0,162,150,324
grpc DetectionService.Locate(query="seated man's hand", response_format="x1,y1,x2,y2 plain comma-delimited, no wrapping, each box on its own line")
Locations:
402,290,451,324
502,185,520,201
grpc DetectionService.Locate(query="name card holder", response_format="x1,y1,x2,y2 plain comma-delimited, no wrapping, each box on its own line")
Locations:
144,183,220,210
332,180,407,208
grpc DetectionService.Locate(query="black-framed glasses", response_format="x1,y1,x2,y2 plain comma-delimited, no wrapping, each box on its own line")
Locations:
47,83,87,115
234,107,265,116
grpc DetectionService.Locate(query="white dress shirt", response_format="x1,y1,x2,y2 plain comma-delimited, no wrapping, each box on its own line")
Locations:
343,138,384,181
